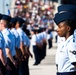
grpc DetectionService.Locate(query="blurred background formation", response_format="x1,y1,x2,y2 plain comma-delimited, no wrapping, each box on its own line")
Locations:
0,0,66,75
0,0,62,65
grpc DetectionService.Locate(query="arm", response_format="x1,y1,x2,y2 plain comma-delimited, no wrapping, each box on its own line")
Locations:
5,48,15,65
0,49,6,66
25,46,33,58
20,42,25,56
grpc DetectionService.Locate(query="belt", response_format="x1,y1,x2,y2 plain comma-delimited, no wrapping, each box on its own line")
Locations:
57,71,76,75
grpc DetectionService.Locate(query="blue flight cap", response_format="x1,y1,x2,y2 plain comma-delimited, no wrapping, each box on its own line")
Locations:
10,17,17,25
0,14,3,20
58,4,76,13
31,28,38,32
17,17,25,25
54,12,76,25
39,27,43,32
1,15,11,22
61,0,76,4
33,24,38,27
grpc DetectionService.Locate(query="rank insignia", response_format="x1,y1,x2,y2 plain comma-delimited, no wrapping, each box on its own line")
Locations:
70,50,76,55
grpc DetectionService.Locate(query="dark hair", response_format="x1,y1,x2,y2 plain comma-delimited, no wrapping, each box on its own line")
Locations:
64,19,76,33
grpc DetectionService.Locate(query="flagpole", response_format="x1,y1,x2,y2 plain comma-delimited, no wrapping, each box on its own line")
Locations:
3,0,5,14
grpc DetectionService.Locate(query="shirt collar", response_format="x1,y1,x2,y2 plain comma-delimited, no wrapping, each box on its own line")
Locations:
11,28,15,31
64,35,73,46
17,28,21,30
2,28,8,34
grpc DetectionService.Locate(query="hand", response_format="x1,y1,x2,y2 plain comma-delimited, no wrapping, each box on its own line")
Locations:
30,54,33,58
6,65,12,71
24,55,26,59
13,61,18,68
0,69,2,75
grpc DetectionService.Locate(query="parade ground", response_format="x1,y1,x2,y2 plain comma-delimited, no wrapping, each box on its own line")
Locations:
29,40,57,75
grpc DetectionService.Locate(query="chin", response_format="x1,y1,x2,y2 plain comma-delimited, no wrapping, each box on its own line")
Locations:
58,34,63,37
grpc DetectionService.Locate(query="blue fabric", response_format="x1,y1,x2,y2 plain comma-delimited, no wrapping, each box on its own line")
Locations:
2,28,16,57
54,12,76,25
2,15,11,22
57,71,76,75
16,17,25,25
0,14,3,20
0,31,6,56
11,28,20,49
10,18,17,25
58,4,76,13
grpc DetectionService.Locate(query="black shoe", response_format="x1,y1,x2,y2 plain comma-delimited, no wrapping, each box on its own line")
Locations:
33,63,39,66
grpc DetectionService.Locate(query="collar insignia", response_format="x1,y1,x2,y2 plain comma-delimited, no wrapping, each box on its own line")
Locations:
70,50,76,55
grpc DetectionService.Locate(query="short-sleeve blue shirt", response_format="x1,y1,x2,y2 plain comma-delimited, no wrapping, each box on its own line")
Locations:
23,32,30,47
11,28,20,49
16,28,24,43
2,28,16,57
0,31,6,56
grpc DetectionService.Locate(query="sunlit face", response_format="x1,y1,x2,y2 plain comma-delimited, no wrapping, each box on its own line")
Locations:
15,22,19,29
0,20,6,30
30,31,34,35
56,21,70,37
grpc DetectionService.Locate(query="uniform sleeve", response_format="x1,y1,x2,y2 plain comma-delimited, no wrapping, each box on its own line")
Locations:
4,35,11,49
0,37,2,49
24,37,30,47
23,34,27,46
68,43,76,63
18,32,24,42
15,33,20,49
27,36,30,47
16,36,20,48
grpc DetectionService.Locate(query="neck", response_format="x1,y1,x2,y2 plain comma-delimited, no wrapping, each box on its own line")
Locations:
10,27,14,30
1,27,6,31
16,26,20,29
65,33,72,40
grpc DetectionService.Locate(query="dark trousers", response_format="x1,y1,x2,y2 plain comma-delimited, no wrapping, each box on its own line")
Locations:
48,39,52,49
6,57,19,75
33,46,40,64
57,71,76,75
42,43,47,59
0,61,6,75
18,58,29,75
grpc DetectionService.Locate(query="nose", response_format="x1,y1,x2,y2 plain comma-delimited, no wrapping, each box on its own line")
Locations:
56,28,59,33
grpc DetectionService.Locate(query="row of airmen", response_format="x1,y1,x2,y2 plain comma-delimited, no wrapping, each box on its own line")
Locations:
30,22,53,65
0,14,33,75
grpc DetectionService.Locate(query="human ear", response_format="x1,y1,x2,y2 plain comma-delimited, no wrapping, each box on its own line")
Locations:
67,26,71,31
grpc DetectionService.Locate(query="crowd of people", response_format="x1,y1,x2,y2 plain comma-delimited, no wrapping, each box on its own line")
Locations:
0,1,57,75
0,14,34,75
1,0,76,75
14,0,57,65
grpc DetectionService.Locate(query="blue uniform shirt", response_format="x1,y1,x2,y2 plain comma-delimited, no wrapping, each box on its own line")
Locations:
17,28,24,43
11,28,20,49
56,35,76,72
23,32,30,47
0,31,6,56
2,28,16,57
36,33,42,44
42,31,47,39
73,29,76,43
